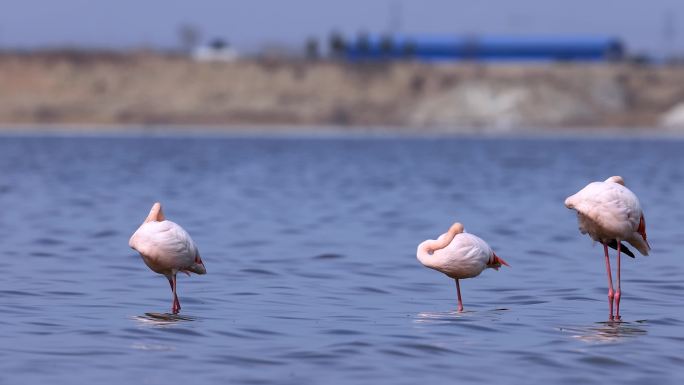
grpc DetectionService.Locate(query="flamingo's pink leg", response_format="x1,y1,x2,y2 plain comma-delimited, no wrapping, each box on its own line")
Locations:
615,242,622,321
603,244,615,321
167,277,175,313
455,279,464,312
169,274,181,314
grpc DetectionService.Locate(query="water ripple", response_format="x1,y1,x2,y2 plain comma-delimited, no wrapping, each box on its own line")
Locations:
2,136,683,385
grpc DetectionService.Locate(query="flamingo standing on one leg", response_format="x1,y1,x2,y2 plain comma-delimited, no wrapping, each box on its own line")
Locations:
565,176,650,321
129,202,206,314
417,222,509,312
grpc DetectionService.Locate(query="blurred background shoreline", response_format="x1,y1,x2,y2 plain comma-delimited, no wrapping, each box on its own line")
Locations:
2,50,684,133
3,0,684,134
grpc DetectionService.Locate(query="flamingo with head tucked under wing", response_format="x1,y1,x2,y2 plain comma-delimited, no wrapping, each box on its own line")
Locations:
129,202,206,314
565,176,650,321
417,222,509,312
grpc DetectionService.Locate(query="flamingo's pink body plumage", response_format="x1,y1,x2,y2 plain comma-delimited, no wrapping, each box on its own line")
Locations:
565,176,650,320
565,176,649,256
417,223,508,311
129,202,206,314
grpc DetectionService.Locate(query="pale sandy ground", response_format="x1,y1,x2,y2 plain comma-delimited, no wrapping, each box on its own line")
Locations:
2,51,684,133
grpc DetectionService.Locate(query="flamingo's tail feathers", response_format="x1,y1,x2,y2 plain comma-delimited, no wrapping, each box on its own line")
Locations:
637,215,650,251
190,255,207,275
180,254,207,275
626,235,650,256
607,240,635,258
488,253,510,270
183,265,206,275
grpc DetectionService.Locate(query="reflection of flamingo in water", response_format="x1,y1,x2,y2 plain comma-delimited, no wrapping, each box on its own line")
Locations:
417,223,509,312
569,321,648,343
565,176,650,321
129,203,206,314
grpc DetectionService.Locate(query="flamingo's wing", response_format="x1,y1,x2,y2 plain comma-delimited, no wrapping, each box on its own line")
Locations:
567,182,641,234
437,233,493,278
567,180,649,256
131,221,197,268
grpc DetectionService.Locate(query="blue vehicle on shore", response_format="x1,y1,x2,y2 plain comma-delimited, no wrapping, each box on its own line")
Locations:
341,35,624,62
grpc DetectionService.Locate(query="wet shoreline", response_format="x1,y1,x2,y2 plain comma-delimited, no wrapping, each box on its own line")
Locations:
1,122,683,139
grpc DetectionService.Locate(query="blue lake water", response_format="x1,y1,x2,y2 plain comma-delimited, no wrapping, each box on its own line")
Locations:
0,133,683,384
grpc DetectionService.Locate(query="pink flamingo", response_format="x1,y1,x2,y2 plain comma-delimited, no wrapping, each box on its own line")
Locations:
417,222,509,312
565,176,650,320
129,202,206,314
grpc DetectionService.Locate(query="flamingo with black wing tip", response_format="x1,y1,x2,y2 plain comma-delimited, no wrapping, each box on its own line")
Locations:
565,176,650,321
417,222,509,312
129,202,206,314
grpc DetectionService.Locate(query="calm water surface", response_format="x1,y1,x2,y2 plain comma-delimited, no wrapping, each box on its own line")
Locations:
1,134,683,384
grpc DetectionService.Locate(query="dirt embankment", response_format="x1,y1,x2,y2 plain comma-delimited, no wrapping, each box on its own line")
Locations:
2,51,684,131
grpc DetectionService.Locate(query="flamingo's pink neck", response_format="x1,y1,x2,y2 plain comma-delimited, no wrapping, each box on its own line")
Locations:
605,175,625,186
144,202,165,223
417,223,464,267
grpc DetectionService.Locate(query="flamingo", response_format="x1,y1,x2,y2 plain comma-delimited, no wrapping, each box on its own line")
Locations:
417,222,509,312
129,202,206,314
565,176,650,320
